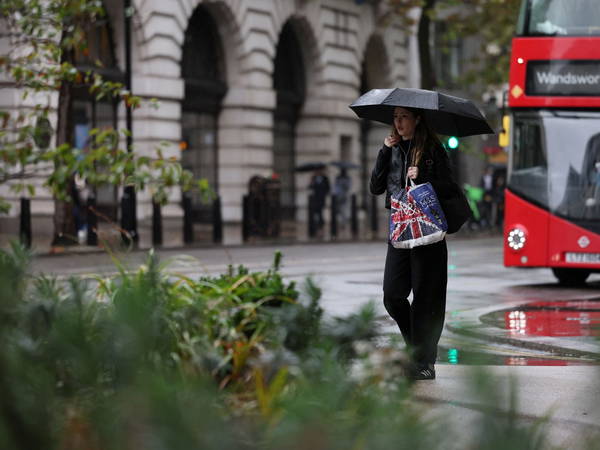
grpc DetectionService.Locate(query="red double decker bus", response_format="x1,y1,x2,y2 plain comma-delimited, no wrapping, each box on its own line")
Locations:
504,0,600,285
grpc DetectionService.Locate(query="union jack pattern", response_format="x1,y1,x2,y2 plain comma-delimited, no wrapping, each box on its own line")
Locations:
389,185,446,248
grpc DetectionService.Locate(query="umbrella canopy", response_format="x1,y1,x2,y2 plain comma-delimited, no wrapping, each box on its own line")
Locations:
349,88,494,137
329,161,360,170
295,162,327,172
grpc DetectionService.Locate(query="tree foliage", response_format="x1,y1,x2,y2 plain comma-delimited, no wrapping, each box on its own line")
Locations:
387,0,522,90
0,0,208,216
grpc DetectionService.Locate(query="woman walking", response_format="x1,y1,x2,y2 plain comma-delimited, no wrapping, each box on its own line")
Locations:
370,106,455,380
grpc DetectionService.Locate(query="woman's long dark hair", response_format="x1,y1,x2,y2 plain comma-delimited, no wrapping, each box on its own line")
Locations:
391,108,443,166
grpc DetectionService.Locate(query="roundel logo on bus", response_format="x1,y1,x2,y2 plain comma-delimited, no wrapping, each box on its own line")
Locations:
578,236,590,249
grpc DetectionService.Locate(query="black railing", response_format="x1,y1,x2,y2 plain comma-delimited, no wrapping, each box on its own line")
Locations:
351,194,358,238
19,198,31,248
152,200,162,246
182,193,194,244
86,196,98,246
17,191,369,247
242,176,281,241
212,196,223,244
330,194,338,239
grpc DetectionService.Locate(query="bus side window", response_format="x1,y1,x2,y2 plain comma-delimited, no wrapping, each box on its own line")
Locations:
513,121,546,171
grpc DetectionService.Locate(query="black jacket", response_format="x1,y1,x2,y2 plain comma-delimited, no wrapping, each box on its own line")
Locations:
369,141,455,209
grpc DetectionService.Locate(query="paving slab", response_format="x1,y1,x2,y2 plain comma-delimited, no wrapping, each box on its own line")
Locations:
411,365,600,449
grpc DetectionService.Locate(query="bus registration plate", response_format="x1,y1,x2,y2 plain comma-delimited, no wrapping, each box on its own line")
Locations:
565,252,600,264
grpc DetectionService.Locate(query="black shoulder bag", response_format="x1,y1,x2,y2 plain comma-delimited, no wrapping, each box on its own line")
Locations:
439,181,472,234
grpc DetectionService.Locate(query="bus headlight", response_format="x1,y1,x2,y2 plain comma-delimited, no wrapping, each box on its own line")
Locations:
507,227,527,251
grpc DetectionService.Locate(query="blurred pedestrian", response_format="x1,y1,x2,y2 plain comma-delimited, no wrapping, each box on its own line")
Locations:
370,106,455,380
464,183,483,229
309,168,330,235
333,168,351,225
479,166,494,228
493,174,506,229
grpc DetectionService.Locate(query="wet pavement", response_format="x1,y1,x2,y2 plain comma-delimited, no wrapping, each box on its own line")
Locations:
411,364,600,450
444,287,600,362
437,346,600,366
28,234,600,364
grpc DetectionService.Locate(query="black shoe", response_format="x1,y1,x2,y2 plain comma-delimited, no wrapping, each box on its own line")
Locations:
408,363,435,380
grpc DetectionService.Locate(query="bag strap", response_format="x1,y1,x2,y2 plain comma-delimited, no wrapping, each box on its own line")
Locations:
404,139,414,189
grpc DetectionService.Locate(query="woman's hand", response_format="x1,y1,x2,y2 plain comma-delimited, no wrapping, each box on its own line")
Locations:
384,134,400,148
407,166,419,180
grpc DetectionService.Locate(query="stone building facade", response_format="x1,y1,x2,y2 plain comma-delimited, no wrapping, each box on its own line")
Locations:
1,0,417,246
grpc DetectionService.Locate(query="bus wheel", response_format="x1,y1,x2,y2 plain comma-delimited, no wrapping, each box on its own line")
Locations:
551,268,590,286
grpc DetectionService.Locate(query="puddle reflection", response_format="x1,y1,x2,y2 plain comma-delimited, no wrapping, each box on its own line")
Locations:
502,299,600,337
439,347,598,366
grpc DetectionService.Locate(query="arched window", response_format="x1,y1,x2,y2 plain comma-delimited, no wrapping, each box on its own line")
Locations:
181,6,226,223
72,15,122,220
273,21,306,218
360,36,390,210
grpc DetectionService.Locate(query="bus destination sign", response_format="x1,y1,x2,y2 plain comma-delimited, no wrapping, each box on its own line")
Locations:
526,60,600,96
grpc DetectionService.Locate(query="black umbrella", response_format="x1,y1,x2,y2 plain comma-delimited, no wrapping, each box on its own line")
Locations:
295,162,326,172
349,88,494,137
330,161,360,170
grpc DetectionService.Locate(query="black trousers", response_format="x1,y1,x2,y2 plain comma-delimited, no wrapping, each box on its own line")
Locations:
383,240,448,365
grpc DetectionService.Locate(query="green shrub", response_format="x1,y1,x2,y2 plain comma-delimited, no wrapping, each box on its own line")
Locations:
0,243,557,450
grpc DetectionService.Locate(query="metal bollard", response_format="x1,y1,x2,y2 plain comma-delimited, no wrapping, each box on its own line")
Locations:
330,194,338,240
351,193,358,238
212,196,223,244
182,193,193,244
19,197,31,248
120,186,138,246
152,200,162,246
242,195,249,242
370,195,378,237
308,194,316,238
86,196,98,246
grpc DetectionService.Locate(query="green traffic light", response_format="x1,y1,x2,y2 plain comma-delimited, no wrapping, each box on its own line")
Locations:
447,136,459,149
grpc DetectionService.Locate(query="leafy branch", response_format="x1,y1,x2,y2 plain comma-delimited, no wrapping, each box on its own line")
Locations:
0,0,209,221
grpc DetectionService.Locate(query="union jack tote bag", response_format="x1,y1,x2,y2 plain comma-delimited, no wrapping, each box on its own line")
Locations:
389,181,448,249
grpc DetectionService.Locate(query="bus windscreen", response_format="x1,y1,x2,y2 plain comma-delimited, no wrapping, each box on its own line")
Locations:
510,111,600,226
519,0,600,36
